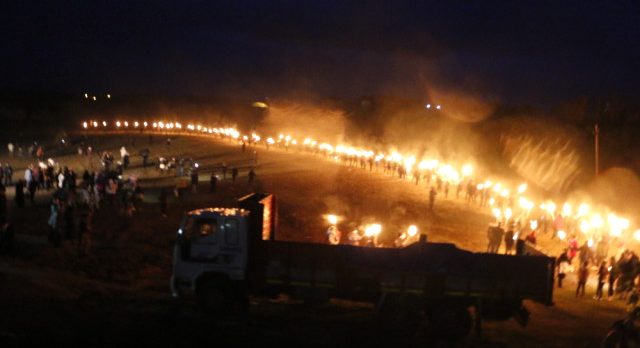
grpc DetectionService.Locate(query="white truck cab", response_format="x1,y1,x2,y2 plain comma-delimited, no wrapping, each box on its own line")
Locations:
171,207,250,298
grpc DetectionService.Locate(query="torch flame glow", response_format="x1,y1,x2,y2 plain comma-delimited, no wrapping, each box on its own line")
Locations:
557,230,567,240
364,224,382,237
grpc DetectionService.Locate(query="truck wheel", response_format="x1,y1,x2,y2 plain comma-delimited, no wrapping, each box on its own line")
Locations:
198,280,231,314
429,305,472,340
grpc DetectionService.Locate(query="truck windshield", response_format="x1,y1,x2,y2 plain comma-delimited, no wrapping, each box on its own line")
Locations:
185,218,218,244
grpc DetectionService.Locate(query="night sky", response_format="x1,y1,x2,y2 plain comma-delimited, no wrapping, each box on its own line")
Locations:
2,1,639,104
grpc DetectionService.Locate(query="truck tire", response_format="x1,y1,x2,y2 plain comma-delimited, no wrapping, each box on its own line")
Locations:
197,280,232,314
428,305,472,340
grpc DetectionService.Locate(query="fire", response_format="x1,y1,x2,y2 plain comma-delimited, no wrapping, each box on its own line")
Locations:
577,203,589,217
82,118,640,245
517,183,527,194
407,225,418,237
364,224,382,237
461,164,473,177
579,220,591,234
557,230,567,240
504,208,513,220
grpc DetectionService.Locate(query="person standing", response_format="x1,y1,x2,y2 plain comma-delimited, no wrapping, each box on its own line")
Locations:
231,167,238,183
428,187,437,211
48,199,60,247
493,223,504,253
3,163,12,186
557,251,570,288
596,261,608,300
504,225,515,255
609,256,618,300
576,261,589,297
190,168,199,193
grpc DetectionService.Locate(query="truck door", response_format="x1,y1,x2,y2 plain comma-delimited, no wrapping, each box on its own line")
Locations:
219,217,246,270
187,217,220,262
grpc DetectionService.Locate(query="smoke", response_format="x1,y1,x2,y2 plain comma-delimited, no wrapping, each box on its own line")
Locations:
427,88,498,123
258,100,348,144
576,167,640,219
490,116,589,193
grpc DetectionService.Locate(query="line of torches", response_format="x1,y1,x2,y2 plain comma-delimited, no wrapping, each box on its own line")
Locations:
82,119,640,249
323,214,419,247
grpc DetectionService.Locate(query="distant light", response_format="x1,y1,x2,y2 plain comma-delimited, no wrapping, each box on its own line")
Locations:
82,122,88,129
425,104,431,109
84,93,88,99
194,162,199,168
436,105,441,110
252,101,269,108
408,225,418,237
102,121,107,127
116,121,121,127
123,121,128,127
107,94,111,99
92,96,97,101
143,121,148,127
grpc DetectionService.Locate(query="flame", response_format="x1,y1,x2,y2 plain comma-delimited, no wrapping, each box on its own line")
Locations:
408,225,418,237
462,164,473,177
82,117,640,244
557,230,567,240
364,224,382,237
325,214,339,225
517,183,527,194
580,220,591,233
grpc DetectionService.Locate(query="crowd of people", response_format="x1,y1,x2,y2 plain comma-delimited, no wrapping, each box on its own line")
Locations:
1,140,148,255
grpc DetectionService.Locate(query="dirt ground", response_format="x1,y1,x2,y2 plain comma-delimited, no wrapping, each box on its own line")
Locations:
0,132,628,347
